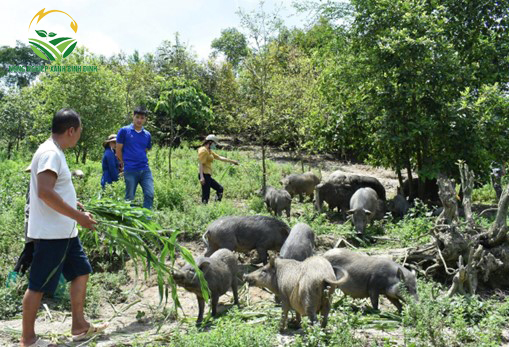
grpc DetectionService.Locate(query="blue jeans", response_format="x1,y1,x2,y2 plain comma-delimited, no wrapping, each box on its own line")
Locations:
124,169,154,209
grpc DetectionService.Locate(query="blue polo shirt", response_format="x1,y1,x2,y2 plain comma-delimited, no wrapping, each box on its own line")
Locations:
116,124,152,171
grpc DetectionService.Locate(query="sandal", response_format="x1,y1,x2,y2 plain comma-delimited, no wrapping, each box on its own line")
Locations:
71,322,109,342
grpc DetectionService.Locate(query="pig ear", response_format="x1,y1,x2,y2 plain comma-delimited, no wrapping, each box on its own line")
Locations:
363,209,372,215
397,267,405,281
199,261,211,275
347,209,354,215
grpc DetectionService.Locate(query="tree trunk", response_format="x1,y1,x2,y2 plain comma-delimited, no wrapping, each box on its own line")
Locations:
7,141,13,160
436,174,458,225
75,147,81,164
81,147,87,164
416,148,425,200
487,184,509,247
168,146,173,178
406,159,414,201
396,167,404,194
458,161,474,224
262,144,267,191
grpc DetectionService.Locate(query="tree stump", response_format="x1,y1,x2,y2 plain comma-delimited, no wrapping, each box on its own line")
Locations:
405,167,509,294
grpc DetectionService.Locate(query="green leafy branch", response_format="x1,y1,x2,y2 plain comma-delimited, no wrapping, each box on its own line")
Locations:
82,198,210,311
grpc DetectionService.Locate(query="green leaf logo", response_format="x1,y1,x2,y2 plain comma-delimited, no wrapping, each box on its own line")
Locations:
28,9,79,61
35,30,47,37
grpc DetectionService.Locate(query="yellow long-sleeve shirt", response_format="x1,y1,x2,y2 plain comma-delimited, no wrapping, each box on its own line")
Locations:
198,146,220,175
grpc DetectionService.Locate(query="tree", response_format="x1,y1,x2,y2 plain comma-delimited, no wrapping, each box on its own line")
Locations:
238,1,284,190
307,0,509,197
35,47,125,163
152,76,213,176
107,51,159,117
0,41,42,88
0,87,38,158
266,44,320,171
155,33,203,81
211,28,249,70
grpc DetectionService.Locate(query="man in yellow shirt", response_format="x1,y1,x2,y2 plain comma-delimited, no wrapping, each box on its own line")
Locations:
198,134,239,203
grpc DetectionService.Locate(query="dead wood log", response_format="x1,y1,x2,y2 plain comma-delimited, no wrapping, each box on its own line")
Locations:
406,174,509,292
436,174,459,226
457,160,474,224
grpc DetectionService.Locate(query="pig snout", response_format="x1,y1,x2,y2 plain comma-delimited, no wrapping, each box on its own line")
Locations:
243,273,256,285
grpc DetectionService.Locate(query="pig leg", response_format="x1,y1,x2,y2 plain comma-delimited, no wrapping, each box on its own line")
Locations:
309,192,314,202
232,278,240,307
369,290,380,310
320,296,331,328
276,208,282,217
285,207,291,218
288,312,301,329
306,307,318,326
255,248,269,265
279,301,291,331
196,296,205,324
387,296,403,313
211,294,219,317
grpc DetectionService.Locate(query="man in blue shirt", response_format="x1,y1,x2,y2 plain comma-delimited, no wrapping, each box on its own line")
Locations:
116,106,154,209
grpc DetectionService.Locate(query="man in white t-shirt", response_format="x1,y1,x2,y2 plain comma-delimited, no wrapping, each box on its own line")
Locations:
21,109,107,347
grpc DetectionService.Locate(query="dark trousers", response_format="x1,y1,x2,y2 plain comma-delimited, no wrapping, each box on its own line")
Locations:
199,174,223,204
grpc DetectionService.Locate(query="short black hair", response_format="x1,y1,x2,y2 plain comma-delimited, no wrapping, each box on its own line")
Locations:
52,108,81,134
133,106,148,117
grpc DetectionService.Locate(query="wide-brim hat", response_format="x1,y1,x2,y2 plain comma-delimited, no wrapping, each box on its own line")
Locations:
103,134,117,146
205,134,220,145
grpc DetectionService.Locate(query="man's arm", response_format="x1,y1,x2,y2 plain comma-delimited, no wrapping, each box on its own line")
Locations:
37,170,97,229
116,143,124,171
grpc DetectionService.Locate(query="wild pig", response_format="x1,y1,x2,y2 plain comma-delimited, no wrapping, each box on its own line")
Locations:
173,248,239,323
281,172,320,202
345,175,386,201
348,187,379,235
280,223,315,261
244,256,349,330
72,169,85,179
387,194,410,219
323,248,418,312
401,177,439,203
259,186,292,217
326,171,347,183
315,174,386,216
314,182,351,216
202,216,290,264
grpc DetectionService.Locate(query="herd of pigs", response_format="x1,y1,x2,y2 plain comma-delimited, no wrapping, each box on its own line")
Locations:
173,171,422,330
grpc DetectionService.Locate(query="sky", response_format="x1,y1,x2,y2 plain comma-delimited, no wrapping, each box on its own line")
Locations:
1,0,310,61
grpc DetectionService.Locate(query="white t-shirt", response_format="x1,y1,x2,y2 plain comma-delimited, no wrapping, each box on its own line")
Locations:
28,139,78,239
